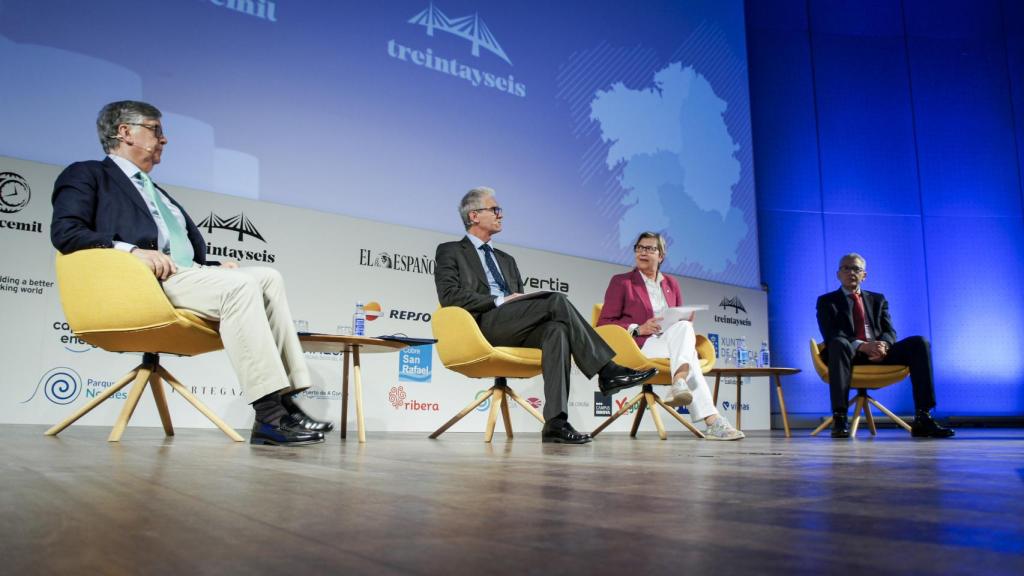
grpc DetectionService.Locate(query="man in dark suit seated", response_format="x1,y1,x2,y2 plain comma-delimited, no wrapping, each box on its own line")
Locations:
434,187,657,444
816,253,953,439
51,100,332,446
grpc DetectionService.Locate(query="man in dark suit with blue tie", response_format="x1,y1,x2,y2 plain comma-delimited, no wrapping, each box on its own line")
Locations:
816,253,953,438
51,100,332,445
434,187,657,444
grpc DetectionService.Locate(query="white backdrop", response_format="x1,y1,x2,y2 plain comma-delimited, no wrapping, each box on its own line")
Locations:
0,156,770,434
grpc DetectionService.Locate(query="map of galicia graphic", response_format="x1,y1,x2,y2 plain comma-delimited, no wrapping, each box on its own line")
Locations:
590,63,746,274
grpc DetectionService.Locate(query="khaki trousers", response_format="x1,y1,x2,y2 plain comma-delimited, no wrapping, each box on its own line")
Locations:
161,265,310,404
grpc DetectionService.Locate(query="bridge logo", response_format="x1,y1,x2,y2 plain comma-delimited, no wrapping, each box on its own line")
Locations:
408,2,512,65
197,212,266,243
718,296,747,315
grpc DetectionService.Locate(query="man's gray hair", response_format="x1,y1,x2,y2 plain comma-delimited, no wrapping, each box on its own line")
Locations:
97,100,162,153
839,253,866,269
459,187,495,229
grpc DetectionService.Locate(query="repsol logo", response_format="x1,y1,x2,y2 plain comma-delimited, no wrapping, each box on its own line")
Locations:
389,309,432,322
523,276,570,293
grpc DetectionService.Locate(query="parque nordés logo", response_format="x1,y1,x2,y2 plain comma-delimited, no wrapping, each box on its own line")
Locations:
0,171,43,234
387,2,527,98
198,212,277,263
359,248,435,275
715,296,751,327
388,385,439,411
22,367,83,405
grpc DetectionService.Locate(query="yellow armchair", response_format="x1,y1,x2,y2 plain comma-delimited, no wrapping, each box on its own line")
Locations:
429,306,546,441
45,249,243,442
808,339,913,436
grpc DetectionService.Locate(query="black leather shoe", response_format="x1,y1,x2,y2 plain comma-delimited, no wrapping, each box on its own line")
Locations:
911,411,955,438
287,408,335,433
831,414,850,438
250,415,325,446
598,363,657,396
542,420,592,444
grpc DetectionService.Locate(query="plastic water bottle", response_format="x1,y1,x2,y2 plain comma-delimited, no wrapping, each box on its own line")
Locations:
759,341,771,368
353,301,366,336
736,336,748,367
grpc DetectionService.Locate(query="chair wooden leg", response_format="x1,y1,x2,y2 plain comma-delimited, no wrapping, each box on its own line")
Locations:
774,374,792,438
108,367,153,442
591,391,645,437
430,389,494,439
158,367,244,442
645,392,667,440
850,396,867,437
148,371,174,437
484,388,502,443
810,397,858,436
630,396,648,437
652,396,705,438
499,390,513,439
45,366,140,437
504,387,546,424
864,397,878,435
866,397,914,433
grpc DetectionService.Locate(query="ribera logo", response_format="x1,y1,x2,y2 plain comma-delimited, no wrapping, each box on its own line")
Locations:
715,296,751,327
359,248,435,275
0,171,43,234
199,212,277,263
387,2,527,98
388,385,439,411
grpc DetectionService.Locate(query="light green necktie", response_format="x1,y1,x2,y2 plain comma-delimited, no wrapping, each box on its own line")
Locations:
137,171,193,269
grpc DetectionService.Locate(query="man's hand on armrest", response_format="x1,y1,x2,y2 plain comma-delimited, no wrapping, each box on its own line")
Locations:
131,248,177,280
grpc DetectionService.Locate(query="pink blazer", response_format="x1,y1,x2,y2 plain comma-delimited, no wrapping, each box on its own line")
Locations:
598,269,682,348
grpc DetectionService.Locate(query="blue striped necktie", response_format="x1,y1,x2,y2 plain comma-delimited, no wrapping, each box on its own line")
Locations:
480,244,510,295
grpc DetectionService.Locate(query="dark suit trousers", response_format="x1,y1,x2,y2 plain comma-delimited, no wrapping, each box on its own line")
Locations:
478,292,614,421
824,336,937,414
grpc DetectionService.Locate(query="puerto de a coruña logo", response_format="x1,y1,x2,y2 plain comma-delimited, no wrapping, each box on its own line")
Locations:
22,367,82,405
387,2,527,98
389,385,408,409
0,172,31,213
409,2,512,65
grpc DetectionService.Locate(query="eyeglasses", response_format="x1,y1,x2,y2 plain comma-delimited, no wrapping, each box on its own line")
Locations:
634,245,660,254
125,122,165,139
840,265,865,273
473,206,503,217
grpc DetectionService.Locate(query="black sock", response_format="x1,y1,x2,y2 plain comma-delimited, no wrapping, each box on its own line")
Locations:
280,390,304,416
252,393,289,426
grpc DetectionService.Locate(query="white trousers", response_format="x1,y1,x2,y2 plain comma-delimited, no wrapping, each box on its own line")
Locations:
161,265,311,404
640,321,718,422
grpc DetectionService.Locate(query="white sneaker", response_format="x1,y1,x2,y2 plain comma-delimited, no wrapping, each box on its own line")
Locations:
704,417,745,441
662,383,693,407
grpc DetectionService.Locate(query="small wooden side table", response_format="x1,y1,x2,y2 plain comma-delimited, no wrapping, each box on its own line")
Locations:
299,334,409,443
707,366,801,437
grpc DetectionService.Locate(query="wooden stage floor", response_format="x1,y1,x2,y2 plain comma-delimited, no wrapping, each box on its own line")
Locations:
1,425,1022,575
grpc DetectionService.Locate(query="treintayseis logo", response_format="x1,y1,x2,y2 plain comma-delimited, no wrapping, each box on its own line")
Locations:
387,3,527,98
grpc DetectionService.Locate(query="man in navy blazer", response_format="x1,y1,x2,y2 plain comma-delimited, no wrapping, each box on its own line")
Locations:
51,100,331,446
816,253,953,438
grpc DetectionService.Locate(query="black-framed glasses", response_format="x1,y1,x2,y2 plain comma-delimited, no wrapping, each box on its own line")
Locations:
840,265,865,273
473,206,503,217
125,122,165,139
634,245,660,254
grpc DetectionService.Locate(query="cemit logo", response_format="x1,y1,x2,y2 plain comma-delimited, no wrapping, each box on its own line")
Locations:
0,172,31,213
409,2,512,65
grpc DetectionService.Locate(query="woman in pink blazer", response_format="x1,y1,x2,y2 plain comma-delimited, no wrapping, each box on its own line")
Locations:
598,232,743,440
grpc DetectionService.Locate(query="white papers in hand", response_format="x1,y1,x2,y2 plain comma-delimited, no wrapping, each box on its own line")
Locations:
657,305,709,332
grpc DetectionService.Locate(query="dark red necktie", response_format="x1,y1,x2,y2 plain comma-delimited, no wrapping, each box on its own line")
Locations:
850,292,867,341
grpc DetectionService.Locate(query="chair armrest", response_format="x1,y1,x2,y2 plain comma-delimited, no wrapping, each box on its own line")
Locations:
595,324,651,368
55,249,178,334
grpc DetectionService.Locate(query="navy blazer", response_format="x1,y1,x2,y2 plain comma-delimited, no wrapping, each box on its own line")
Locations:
816,288,897,356
50,157,211,264
434,236,523,320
